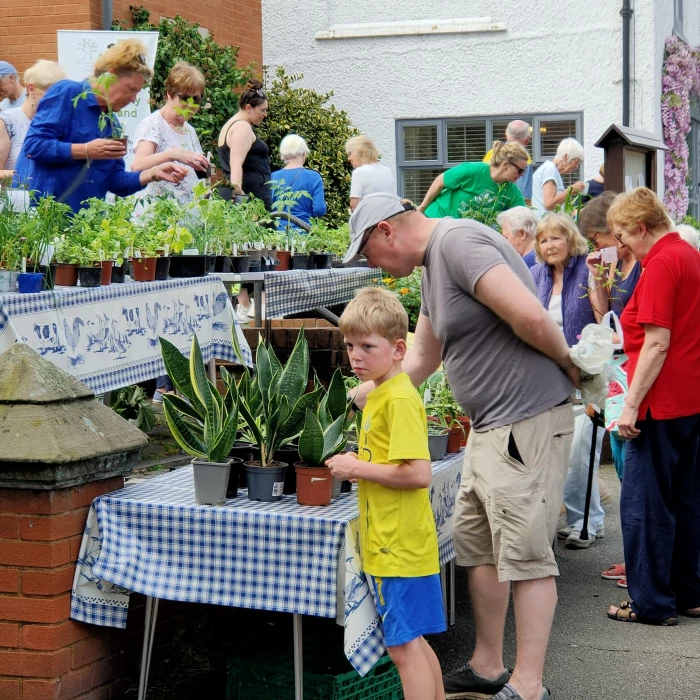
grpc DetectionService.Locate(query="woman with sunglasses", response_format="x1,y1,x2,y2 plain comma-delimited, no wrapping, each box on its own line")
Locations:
418,141,527,218
131,61,210,204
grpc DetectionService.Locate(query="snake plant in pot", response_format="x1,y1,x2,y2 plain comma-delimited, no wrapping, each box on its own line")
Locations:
224,330,323,502
159,334,240,505
295,368,350,505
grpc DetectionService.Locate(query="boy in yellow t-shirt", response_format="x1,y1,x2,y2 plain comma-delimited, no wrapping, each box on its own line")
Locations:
327,287,446,700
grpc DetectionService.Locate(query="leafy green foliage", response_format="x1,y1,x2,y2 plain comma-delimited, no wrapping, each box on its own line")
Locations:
110,385,156,432
258,67,359,227
421,370,464,433
114,6,250,165
72,73,125,137
159,334,240,462
458,186,514,229
381,269,422,332
305,218,350,255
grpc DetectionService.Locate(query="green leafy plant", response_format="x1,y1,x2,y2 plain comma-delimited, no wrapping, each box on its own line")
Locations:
382,270,422,332
298,369,351,467
223,331,323,466
258,67,359,227
114,7,250,165
159,334,240,463
306,218,350,256
110,385,157,432
72,73,125,138
458,186,513,229
422,371,464,434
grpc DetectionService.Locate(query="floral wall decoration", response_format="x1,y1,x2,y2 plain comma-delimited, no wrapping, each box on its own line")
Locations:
661,36,700,221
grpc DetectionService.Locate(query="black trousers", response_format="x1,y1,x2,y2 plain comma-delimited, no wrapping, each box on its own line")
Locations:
621,412,700,619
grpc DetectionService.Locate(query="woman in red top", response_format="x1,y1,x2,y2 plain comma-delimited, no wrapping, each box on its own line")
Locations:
605,188,700,625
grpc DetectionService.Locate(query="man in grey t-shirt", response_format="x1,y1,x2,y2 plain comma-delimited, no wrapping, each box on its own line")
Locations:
346,193,578,700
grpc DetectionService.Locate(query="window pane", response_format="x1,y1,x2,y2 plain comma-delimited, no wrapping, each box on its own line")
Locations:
538,119,577,160
403,125,438,162
402,169,444,203
492,118,533,158
446,121,487,163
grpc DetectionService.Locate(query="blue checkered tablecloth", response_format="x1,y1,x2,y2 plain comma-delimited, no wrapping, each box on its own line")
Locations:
262,268,381,318
70,451,463,674
0,277,252,392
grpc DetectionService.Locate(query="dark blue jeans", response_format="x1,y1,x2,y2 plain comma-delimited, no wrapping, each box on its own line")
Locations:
621,413,700,620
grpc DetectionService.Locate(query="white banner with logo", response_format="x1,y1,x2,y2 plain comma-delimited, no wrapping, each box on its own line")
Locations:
57,30,159,168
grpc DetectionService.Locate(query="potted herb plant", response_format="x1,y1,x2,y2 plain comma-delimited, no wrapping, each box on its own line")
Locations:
424,373,465,454
72,73,128,145
159,334,239,505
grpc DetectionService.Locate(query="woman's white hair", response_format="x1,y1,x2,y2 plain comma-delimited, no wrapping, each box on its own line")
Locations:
555,138,585,163
279,134,309,163
677,223,700,250
496,206,540,239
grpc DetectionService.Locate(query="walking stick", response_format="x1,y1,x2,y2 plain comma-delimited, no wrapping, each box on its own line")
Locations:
580,408,605,541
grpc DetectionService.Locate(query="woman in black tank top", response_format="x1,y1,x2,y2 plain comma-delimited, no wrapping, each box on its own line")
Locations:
217,79,271,210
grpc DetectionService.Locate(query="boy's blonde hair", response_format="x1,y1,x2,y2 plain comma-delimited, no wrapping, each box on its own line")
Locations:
339,287,408,342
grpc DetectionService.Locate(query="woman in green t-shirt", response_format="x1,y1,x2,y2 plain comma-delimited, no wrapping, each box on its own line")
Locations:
419,141,529,218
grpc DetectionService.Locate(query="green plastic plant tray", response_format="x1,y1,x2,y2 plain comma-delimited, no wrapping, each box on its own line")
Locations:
226,650,401,700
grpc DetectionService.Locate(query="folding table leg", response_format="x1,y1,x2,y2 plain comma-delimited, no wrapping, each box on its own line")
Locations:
449,559,456,626
441,564,447,618
208,357,216,384
137,596,160,700
293,613,303,700
102,391,111,407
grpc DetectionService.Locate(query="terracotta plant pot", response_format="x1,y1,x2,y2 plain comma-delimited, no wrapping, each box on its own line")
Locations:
456,416,471,448
54,263,78,286
99,261,113,286
294,463,333,506
446,427,462,453
131,257,157,282
275,250,291,271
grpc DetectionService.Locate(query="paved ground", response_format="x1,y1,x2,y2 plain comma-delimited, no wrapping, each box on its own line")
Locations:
431,462,700,700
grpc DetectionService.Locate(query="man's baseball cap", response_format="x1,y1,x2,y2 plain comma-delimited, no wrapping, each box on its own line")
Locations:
344,193,414,264
0,62,18,78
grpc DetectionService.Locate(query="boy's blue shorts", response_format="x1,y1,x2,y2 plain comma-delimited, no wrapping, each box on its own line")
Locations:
367,573,447,648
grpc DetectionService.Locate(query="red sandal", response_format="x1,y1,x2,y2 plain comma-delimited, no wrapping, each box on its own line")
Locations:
602,563,626,580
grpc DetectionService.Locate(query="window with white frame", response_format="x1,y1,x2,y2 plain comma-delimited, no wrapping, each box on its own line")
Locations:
396,113,583,202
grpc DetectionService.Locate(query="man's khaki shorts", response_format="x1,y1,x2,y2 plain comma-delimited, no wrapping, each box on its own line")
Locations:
454,403,575,582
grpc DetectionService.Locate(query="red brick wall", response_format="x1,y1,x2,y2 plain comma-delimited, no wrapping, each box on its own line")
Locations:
112,0,263,69
0,477,126,700
2,0,262,76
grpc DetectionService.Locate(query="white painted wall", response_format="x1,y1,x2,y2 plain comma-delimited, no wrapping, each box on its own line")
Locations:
262,0,687,191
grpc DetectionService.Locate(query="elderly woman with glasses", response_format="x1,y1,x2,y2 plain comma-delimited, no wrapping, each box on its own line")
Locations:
605,188,700,626
531,138,585,217
131,61,210,203
418,141,527,219
13,40,187,211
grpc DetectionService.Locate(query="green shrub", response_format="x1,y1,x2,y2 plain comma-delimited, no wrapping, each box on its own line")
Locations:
258,67,359,227
114,6,250,166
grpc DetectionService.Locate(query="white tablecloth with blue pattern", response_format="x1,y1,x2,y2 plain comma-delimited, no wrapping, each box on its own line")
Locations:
0,277,252,393
70,452,463,675
262,268,381,319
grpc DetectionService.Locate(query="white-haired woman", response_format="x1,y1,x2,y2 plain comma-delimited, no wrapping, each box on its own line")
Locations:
677,223,700,250
0,60,66,181
532,138,586,216
345,134,394,211
271,133,326,229
496,206,540,268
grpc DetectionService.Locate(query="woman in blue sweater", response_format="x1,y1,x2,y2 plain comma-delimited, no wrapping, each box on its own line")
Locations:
14,40,186,210
271,134,326,230
530,214,605,550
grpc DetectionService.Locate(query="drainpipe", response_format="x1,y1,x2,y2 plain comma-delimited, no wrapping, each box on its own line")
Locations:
620,0,633,126
102,0,113,30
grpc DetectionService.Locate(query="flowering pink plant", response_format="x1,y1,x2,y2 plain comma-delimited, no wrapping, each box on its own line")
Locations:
661,36,700,221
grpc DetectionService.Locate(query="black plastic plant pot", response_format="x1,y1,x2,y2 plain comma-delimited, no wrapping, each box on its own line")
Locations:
214,255,233,273
207,255,217,273
155,256,171,281
274,445,300,494
226,457,243,498
291,254,308,270
231,255,251,273
247,259,261,273
313,253,332,269
111,265,126,283
38,264,57,290
78,266,102,288
168,255,208,278
229,442,254,487
244,462,288,502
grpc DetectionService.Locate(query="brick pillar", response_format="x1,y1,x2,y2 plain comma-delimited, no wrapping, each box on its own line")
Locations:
0,345,148,698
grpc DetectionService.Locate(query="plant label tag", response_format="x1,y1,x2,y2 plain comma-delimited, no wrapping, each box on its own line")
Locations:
272,482,284,497
601,246,618,264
